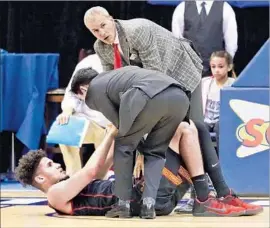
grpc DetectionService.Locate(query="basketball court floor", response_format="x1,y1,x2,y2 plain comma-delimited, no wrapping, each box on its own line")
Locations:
1,182,269,228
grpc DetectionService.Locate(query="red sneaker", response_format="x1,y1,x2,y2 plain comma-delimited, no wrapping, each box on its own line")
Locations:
220,190,263,216
193,196,246,217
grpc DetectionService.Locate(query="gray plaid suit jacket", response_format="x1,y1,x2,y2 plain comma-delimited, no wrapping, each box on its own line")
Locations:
94,18,203,92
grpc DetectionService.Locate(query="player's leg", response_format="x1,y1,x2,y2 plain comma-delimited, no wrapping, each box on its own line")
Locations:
195,121,263,215
169,122,194,214
59,144,81,176
171,121,210,203
155,148,189,216
213,121,220,156
170,121,246,216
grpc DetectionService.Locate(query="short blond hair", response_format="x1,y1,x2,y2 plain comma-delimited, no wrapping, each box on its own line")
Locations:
84,6,110,26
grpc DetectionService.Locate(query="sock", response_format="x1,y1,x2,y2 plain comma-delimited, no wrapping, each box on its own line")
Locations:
190,185,196,199
208,165,230,198
142,197,155,208
118,199,130,208
191,174,210,202
193,121,230,198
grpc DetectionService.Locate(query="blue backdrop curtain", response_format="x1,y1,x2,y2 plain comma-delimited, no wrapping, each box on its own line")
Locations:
147,0,270,7
228,1,270,8
0,1,269,172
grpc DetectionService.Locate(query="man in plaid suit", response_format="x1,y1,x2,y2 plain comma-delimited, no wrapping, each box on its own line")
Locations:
83,6,204,218
70,66,190,219
84,6,204,122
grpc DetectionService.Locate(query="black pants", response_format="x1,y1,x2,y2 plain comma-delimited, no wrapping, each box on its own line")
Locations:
114,87,189,201
131,148,185,216
189,82,204,122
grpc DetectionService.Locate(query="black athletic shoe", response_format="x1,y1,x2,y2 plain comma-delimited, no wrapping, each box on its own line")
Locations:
105,204,132,218
140,204,156,219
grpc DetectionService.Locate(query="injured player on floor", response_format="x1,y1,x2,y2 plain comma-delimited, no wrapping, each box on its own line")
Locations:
14,122,262,218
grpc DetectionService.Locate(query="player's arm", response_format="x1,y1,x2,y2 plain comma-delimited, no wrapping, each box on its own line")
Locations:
47,125,118,207
95,140,115,180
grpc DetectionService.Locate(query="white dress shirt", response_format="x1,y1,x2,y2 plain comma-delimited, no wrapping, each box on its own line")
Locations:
172,1,238,58
61,54,111,127
114,31,124,54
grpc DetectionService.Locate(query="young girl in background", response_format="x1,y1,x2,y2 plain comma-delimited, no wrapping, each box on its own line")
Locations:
202,51,236,156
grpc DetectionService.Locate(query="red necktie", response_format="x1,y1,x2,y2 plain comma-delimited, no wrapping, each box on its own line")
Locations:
113,43,122,69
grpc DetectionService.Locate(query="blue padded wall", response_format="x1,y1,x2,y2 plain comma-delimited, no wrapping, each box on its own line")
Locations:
219,39,269,196
233,39,269,88
220,88,269,195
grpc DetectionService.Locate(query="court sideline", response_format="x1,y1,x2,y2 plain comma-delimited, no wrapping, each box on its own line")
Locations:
1,182,269,228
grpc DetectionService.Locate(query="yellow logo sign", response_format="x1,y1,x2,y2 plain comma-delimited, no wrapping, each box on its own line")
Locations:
230,99,270,158
236,120,270,147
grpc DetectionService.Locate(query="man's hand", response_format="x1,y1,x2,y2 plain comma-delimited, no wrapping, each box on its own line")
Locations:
133,154,144,179
56,112,71,125
106,124,119,137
